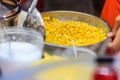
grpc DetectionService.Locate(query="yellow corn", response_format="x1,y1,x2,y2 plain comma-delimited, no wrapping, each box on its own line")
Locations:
44,17,106,46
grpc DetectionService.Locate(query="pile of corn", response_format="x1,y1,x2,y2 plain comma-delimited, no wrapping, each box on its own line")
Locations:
44,17,106,46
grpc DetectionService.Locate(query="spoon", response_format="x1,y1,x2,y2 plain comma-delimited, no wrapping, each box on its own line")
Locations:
23,0,45,37
72,40,78,58
23,0,38,26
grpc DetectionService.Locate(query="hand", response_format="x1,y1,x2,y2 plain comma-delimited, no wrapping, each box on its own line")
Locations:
107,15,120,52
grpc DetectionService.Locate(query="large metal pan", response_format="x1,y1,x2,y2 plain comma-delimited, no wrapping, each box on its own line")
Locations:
41,11,111,57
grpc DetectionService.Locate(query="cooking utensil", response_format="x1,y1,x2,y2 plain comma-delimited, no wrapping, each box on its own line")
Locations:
0,0,21,28
23,0,45,36
41,11,111,56
23,0,38,27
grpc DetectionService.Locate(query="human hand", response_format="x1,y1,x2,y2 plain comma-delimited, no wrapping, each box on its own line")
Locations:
107,15,120,52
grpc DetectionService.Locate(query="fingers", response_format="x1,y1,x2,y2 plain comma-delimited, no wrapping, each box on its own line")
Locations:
107,28,120,52
107,15,120,52
107,32,115,38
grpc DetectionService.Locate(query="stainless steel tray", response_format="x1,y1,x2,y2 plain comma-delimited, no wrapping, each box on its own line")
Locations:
41,11,111,56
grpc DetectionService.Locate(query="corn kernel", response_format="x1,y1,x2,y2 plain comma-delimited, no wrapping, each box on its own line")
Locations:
44,17,106,46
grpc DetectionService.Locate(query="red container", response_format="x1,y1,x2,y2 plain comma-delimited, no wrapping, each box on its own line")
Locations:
94,67,118,80
93,57,118,80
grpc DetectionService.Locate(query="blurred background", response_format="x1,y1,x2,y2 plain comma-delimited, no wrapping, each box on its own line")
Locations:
36,0,105,16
